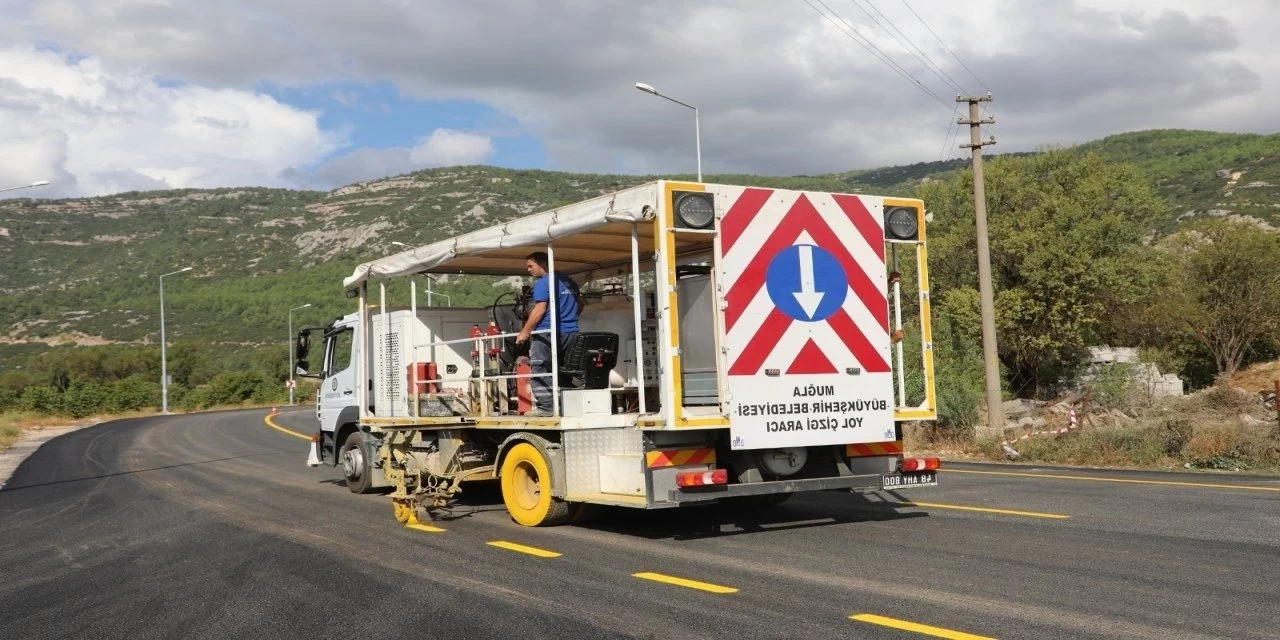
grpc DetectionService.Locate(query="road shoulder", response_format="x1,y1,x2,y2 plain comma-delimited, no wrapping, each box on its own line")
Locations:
0,422,99,489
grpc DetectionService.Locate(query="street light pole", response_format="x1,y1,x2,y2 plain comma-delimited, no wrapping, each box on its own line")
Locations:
635,82,702,182
0,180,51,194
159,267,192,414
288,303,312,406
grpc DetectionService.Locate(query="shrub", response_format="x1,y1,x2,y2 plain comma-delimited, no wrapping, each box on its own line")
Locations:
1199,382,1256,412
107,376,160,413
18,385,61,414
1181,424,1276,469
0,389,17,412
199,371,267,408
1089,363,1143,410
62,381,109,418
1159,418,1193,457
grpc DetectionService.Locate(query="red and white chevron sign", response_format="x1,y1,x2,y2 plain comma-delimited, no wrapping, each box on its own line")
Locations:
715,186,894,450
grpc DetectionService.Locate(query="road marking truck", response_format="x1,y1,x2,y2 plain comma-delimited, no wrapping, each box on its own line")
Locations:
294,180,941,526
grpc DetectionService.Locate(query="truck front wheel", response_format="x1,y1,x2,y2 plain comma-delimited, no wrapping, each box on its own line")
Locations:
499,442,577,526
340,432,374,494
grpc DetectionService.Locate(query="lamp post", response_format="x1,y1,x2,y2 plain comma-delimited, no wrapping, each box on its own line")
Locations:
159,267,192,414
635,82,701,182
0,180,51,194
392,242,450,306
288,303,312,405
428,284,450,307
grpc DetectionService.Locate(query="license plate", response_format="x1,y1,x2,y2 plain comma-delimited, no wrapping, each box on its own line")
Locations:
881,471,937,489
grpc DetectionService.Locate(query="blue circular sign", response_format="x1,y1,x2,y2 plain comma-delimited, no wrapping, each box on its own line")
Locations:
765,244,848,322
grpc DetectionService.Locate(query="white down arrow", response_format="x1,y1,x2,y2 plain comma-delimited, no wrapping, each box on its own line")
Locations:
792,245,825,319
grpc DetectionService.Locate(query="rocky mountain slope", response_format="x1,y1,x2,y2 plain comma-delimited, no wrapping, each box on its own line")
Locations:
1,129,1275,355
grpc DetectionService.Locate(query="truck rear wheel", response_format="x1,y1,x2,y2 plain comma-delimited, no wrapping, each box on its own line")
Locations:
500,442,576,526
340,432,374,494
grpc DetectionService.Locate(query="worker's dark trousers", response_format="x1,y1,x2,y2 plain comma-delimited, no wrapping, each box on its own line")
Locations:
530,331,577,413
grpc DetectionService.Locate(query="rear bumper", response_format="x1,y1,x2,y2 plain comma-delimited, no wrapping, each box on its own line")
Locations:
667,473,884,503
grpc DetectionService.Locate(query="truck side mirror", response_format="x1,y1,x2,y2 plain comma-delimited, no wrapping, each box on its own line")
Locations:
295,329,321,378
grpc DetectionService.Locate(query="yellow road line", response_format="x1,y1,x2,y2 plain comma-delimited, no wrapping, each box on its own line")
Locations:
903,501,1070,519
632,572,738,594
945,468,1280,492
406,523,446,533
263,413,310,441
850,614,996,640
487,541,561,558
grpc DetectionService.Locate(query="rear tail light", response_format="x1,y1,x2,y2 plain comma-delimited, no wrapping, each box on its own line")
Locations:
900,457,940,472
676,469,729,487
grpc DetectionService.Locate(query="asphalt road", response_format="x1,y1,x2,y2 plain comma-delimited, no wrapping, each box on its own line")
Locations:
2,408,1278,640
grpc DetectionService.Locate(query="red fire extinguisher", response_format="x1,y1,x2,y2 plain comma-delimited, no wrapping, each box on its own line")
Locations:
486,321,501,374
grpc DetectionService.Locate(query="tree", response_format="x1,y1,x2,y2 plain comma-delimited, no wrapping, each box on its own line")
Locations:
251,344,289,384
1149,221,1280,378
920,150,1165,396
167,341,215,387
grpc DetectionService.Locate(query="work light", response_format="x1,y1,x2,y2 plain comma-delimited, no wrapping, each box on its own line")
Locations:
673,191,715,229
884,206,920,241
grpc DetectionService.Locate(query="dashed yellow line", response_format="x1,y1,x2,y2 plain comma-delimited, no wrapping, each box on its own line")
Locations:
488,541,561,558
263,413,310,441
904,501,1070,519
406,523,446,533
851,614,996,639
945,468,1280,492
633,572,738,594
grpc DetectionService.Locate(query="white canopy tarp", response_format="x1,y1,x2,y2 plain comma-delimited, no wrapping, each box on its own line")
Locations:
343,182,663,288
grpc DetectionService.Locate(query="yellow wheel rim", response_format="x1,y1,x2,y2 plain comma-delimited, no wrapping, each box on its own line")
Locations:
500,443,552,526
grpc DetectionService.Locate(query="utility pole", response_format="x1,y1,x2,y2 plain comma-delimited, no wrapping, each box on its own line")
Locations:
958,93,1003,430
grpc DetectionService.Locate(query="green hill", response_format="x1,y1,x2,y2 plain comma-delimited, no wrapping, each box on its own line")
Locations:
1,129,1276,364
1075,130,1280,231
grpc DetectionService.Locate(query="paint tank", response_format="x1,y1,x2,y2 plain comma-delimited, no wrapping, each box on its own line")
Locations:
578,296,639,388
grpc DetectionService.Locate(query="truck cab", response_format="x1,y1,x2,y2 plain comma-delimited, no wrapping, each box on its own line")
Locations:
296,313,373,491
300,302,529,493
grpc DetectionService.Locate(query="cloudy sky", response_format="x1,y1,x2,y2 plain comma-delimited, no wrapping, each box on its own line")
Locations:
0,0,1275,197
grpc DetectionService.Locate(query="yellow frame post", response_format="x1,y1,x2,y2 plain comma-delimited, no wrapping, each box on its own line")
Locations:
883,197,937,422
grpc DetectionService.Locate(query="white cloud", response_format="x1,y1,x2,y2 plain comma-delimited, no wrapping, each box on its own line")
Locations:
408,129,494,167
279,128,494,190
0,46,343,197
0,130,78,198
4,0,1277,192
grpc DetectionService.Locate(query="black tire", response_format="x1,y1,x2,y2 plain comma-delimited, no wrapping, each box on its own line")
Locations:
340,432,374,494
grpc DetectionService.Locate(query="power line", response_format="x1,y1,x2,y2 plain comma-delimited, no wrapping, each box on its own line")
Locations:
897,0,992,145
900,0,989,93
860,0,969,94
808,0,950,106
801,0,953,110
946,109,966,160
938,106,960,161
847,0,966,95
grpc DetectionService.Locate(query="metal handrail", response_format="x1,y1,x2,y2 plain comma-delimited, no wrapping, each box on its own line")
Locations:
405,326,566,417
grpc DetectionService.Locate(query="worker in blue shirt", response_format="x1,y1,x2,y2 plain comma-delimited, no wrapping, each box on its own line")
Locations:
515,251,581,416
